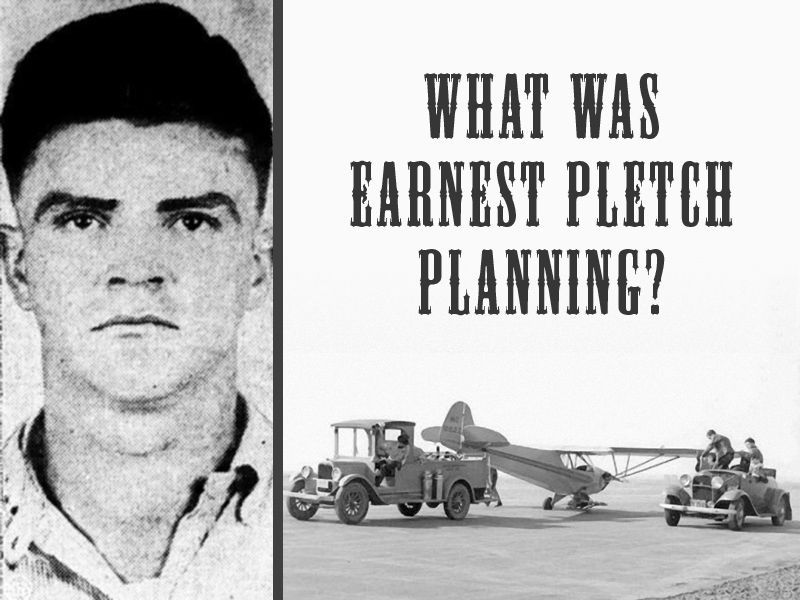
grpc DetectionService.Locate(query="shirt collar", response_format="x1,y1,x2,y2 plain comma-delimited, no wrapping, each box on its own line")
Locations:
3,397,273,569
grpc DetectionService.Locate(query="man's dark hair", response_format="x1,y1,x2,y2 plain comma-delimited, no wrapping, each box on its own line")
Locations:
745,437,755,444
2,3,272,213
706,429,716,436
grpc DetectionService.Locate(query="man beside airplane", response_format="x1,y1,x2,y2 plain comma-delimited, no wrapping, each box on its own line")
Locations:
701,429,734,469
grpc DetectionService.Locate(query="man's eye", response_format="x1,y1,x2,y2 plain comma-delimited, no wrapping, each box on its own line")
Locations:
53,212,105,230
172,213,221,232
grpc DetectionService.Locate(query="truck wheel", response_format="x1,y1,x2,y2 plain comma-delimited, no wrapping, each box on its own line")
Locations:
426,502,440,509
444,483,470,520
543,497,554,511
728,498,745,531
335,481,370,525
664,495,681,527
772,496,788,526
286,480,319,521
398,503,422,517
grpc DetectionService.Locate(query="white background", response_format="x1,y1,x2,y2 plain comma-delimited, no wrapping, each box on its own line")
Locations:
284,1,800,480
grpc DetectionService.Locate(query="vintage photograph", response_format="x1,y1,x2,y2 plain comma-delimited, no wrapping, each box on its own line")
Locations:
281,2,799,599
1,1,273,598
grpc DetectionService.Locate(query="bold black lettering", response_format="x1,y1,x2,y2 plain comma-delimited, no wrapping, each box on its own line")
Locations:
524,73,548,139
407,161,432,227
650,161,673,227
521,161,544,227
639,73,659,139
419,249,442,314
681,161,700,227
586,249,611,315
449,250,470,315
438,161,464,226
618,250,640,315
476,250,499,315
609,74,633,139
623,161,645,227
705,162,733,227
425,73,460,139
506,250,531,315
567,161,590,226
571,73,607,138
378,162,399,227
596,161,617,227
467,73,493,139
351,161,372,227
537,250,561,314
496,161,517,227
500,74,523,139
469,161,491,227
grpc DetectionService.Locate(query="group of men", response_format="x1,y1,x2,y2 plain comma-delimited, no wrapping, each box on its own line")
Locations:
700,429,765,477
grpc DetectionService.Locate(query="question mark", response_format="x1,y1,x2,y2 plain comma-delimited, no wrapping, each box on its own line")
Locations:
646,249,665,315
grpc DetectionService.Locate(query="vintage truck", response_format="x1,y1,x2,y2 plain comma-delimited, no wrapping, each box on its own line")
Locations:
660,467,792,531
285,419,497,524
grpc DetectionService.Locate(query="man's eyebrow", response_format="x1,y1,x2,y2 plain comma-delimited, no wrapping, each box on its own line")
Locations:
33,191,119,222
157,192,241,223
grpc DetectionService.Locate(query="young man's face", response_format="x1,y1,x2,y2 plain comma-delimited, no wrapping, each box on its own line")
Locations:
7,120,267,405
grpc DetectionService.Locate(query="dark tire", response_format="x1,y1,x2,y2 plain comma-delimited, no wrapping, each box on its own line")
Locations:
398,502,422,517
664,495,681,527
286,480,319,521
728,498,745,531
426,502,440,509
543,497,554,511
444,483,470,520
335,481,370,525
772,496,788,526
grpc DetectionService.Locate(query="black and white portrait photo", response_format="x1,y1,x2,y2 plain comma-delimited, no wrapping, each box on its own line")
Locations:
1,2,274,598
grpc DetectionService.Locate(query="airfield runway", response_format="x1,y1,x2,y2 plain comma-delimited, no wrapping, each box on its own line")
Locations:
282,475,800,600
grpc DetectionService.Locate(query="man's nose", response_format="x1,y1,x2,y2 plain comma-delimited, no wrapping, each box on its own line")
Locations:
102,235,176,290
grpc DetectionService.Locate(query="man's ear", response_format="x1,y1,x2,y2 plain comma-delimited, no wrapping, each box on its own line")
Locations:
1,224,34,311
247,218,272,310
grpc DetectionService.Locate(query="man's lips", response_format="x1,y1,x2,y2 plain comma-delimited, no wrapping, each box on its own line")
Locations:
91,315,180,331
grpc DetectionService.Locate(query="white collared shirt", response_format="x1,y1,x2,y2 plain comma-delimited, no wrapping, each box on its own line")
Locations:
2,403,273,600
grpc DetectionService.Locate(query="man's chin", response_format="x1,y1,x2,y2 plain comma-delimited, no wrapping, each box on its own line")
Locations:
87,370,196,412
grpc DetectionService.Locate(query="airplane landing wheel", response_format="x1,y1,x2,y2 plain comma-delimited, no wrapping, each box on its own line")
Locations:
543,497,553,511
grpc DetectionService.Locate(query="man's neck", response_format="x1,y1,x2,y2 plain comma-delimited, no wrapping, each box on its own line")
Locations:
38,366,240,581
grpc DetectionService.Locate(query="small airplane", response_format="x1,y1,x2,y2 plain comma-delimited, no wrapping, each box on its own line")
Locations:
422,402,701,510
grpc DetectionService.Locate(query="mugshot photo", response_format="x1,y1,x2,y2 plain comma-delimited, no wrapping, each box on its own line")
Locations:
0,1,274,598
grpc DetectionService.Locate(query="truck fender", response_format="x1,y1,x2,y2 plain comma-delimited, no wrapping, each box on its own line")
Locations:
445,479,475,503
717,490,756,516
662,484,690,505
337,474,382,504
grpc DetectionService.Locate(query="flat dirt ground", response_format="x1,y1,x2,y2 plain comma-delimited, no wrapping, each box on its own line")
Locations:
282,475,800,600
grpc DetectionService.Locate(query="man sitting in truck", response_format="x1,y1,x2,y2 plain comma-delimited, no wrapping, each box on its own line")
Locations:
742,437,766,481
375,433,411,484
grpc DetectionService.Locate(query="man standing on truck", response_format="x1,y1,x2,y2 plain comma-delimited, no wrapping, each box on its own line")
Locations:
701,429,734,469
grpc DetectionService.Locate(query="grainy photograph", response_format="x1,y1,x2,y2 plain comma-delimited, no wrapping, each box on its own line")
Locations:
281,1,800,599
0,2,273,598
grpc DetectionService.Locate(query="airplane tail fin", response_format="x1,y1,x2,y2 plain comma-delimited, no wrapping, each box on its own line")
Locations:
421,402,508,451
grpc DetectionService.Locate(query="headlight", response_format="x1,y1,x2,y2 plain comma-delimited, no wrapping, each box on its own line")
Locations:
301,465,313,479
711,476,724,489
331,467,342,482
679,474,692,487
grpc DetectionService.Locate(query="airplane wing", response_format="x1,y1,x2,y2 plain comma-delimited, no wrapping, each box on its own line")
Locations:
486,444,596,492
